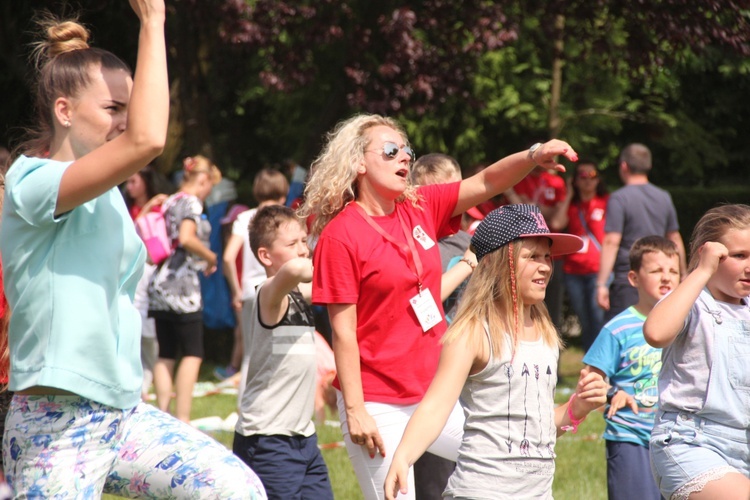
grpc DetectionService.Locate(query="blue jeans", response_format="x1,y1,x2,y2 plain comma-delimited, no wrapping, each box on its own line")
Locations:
233,433,333,500
606,441,662,500
564,273,604,351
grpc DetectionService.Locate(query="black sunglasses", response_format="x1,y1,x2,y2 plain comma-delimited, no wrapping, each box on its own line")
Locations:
366,141,415,162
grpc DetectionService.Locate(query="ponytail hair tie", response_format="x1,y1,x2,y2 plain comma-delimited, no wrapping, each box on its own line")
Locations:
183,157,197,172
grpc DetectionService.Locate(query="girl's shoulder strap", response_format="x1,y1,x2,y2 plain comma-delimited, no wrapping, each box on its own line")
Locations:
482,321,495,359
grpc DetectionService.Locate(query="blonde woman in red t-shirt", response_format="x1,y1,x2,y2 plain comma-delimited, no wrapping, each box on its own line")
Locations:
300,113,578,500
550,161,609,352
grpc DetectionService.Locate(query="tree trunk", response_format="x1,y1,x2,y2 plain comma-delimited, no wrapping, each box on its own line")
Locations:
548,14,565,139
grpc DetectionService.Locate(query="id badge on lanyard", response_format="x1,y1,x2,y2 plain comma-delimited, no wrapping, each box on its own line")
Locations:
353,203,441,332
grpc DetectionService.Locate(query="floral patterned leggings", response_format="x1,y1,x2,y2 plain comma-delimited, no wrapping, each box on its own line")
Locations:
3,395,266,499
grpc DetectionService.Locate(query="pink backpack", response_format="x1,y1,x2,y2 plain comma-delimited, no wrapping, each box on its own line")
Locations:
134,193,185,265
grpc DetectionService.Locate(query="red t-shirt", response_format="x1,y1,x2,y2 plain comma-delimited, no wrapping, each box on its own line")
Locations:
563,195,608,275
513,171,566,208
313,182,461,404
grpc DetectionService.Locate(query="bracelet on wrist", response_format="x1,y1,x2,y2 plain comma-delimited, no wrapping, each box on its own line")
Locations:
560,393,587,434
459,257,477,271
596,283,608,288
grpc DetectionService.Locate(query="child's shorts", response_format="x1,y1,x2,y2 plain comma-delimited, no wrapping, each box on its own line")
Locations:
649,411,749,500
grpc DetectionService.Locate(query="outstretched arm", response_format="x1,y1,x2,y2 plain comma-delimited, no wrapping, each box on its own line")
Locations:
384,332,478,500
56,0,168,215
452,141,578,217
644,242,725,348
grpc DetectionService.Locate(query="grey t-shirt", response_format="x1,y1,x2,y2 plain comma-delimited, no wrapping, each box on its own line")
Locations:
438,230,472,323
604,183,679,285
236,286,317,437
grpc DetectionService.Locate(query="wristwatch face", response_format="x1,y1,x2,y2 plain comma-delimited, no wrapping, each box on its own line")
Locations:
606,386,618,403
528,142,542,160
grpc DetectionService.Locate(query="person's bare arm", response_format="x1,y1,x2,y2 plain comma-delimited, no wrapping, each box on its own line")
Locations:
135,193,168,219
452,140,578,217
257,257,313,325
555,366,607,436
644,242,725,348
596,232,621,310
178,219,217,273
440,249,476,302
384,331,477,500
222,233,244,310
329,303,386,459
56,0,168,215
549,177,574,231
666,230,688,278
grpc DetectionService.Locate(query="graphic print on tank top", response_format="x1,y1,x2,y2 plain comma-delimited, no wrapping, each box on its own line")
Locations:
500,352,557,460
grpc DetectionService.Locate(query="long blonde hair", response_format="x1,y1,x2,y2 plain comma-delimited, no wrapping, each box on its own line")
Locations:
442,239,562,356
688,204,750,272
298,114,420,238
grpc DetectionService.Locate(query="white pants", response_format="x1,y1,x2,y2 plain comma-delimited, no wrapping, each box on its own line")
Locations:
337,391,464,500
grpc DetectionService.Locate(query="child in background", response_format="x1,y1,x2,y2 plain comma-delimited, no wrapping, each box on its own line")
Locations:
219,169,288,395
148,155,220,423
410,153,477,325
644,204,750,500
385,204,607,500
583,235,680,500
408,153,474,499
233,205,333,500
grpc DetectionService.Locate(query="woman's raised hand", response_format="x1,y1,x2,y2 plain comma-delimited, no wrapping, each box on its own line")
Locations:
530,140,579,172
128,0,166,21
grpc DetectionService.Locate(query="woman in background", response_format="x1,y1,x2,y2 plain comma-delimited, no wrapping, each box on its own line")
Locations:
550,160,608,351
148,155,220,423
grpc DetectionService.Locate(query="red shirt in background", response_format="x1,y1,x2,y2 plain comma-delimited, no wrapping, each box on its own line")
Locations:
563,195,608,275
513,170,567,208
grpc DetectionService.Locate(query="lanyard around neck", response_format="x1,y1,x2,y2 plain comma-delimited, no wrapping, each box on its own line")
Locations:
352,202,424,292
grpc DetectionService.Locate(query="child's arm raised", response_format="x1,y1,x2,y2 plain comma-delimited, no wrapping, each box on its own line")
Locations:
257,257,313,326
644,242,726,348
384,331,479,500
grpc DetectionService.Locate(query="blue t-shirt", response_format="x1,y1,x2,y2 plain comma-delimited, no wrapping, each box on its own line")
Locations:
583,306,662,447
0,155,146,409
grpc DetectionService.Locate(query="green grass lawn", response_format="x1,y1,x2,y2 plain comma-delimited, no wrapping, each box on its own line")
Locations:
106,346,607,499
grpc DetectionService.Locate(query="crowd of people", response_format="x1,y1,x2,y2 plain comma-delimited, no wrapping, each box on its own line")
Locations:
0,1,748,499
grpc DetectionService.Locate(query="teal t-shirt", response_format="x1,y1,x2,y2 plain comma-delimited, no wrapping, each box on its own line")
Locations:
583,306,662,447
0,155,146,409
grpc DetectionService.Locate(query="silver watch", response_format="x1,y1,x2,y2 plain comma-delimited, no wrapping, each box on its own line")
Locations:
527,142,543,162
